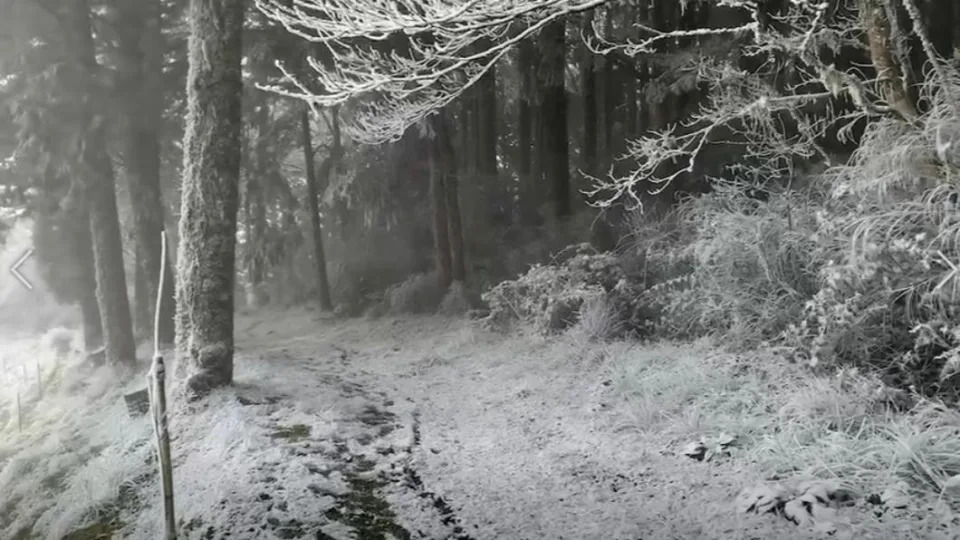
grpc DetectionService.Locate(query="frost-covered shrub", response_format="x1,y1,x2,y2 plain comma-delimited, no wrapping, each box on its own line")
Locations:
438,281,477,315
482,244,644,335
641,184,820,347
386,271,444,314
776,70,960,398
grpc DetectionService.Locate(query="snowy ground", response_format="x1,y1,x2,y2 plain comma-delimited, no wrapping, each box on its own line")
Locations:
0,307,956,539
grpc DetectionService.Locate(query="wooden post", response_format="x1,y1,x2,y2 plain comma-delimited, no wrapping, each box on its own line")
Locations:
148,231,176,539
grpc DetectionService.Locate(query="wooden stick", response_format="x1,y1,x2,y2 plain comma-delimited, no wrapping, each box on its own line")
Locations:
149,231,177,540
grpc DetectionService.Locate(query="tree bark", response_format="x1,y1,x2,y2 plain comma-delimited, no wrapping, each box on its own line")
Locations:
517,39,539,226
600,7,615,163
429,124,453,289
133,245,151,337
300,107,333,311
580,10,598,177
72,205,103,352
477,68,498,183
116,0,176,345
622,4,639,142
862,0,918,120
540,19,571,218
246,102,269,300
177,0,245,397
68,0,137,368
433,112,466,283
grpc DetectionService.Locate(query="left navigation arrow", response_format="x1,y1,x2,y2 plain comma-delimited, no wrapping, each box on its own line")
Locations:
10,249,33,290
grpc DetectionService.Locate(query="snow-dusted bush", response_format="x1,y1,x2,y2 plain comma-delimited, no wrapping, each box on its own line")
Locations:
438,281,476,315
482,244,644,335
386,271,445,314
778,70,960,397
642,184,821,347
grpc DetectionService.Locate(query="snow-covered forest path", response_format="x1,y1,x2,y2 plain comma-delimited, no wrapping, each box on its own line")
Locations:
223,308,805,540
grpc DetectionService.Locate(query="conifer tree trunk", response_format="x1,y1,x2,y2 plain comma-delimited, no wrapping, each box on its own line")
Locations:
580,10,598,177
245,103,270,305
600,8,615,163
433,112,466,282
517,40,539,225
133,246,151,337
116,0,176,344
177,0,245,397
477,69,498,184
429,126,453,289
68,0,137,368
301,107,333,310
71,205,103,352
541,19,571,218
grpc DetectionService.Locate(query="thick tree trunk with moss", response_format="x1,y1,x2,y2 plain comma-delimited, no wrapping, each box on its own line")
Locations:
301,107,333,311
177,0,244,397
68,0,137,368
861,0,918,120
116,0,176,344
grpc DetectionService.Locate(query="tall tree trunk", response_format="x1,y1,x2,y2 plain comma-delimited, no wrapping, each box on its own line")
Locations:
580,10,598,177
433,112,466,282
600,7,615,163
429,126,453,289
623,4,639,142
133,245,151,337
177,0,244,397
861,0,918,120
541,19,571,218
517,40,538,226
72,205,103,352
476,64,503,224
301,107,333,310
477,68,498,181
116,0,176,344
247,102,269,302
648,0,671,131
68,0,137,368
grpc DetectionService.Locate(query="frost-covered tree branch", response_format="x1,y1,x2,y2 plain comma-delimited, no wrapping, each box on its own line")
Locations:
256,0,763,143
258,0,944,209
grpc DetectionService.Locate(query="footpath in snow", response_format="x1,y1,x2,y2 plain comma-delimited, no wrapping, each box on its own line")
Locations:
0,308,945,539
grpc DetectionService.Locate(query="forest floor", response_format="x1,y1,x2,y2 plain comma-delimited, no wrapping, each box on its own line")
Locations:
1,308,959,539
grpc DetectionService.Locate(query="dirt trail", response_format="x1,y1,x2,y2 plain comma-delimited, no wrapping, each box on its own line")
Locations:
229,309,819,540
2,308,921,539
